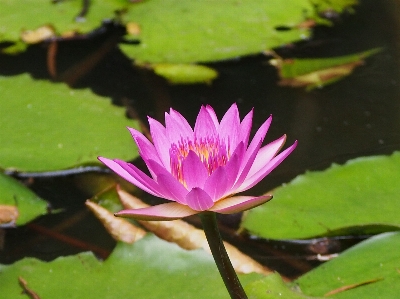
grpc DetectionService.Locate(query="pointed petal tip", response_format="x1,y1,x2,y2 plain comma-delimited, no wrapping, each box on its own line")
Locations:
126,126,141,136
286,139,298,153
277,134,287,150
98,156,113,164
210,195,273,214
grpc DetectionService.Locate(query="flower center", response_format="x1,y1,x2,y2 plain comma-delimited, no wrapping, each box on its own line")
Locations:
170,136,230,184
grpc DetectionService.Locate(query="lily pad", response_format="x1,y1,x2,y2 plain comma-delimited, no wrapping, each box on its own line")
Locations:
120,0,358,63
0,172,47,226
0,0,128,44
151,63,218,84
0,74,140,172
241,152,400,240
1,0,358,61
270,48,381,90
294,232,400,298
0,235,261,299
246,273,324,299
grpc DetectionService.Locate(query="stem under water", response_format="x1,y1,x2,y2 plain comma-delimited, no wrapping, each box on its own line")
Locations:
199,212,248,299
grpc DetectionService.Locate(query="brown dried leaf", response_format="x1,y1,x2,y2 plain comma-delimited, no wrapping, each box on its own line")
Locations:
85,200,146,244
324,277,383,296
0,205,19,226
18,276,41,299
117,188,274,275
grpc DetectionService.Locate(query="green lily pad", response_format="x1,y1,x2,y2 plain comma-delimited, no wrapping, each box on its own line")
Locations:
151,63,218,84
294,232,400,298
246,273,324,299
0,0,128,44
0,172,47,226
1,1,357,61
0,74,140,172
120,0,358,63
241,152,400,240
0,235,261,299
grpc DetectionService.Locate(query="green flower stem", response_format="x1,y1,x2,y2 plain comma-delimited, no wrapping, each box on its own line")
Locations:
199,212,248,299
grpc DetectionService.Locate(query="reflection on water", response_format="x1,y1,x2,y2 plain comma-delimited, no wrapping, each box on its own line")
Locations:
1,0,399,278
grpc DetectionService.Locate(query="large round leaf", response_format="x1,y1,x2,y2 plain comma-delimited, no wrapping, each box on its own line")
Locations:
245,273,325,299
120,0,357,63
244,233,400,299
241,152,400,239
0,0,127,43
0,172,47,226
0,74,139,171
0,235,261,298
294,232,400,298
0,0,357,62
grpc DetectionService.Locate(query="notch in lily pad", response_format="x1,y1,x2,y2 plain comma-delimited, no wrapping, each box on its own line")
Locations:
269,48,381,90
0,173,48,227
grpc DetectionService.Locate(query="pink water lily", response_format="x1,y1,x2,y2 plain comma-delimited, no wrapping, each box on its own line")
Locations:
99,104,297,220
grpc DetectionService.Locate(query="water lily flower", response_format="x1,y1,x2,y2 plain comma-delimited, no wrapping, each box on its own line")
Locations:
99,104,297,220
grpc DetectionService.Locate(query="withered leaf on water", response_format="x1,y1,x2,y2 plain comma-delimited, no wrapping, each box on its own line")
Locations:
85,200,146,244
0,205,19,227
116,188,274,275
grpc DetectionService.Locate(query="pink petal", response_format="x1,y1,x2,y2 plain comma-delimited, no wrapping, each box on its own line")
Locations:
236,141,298,193
165,110,193,144
182,151,208,189
155,174,188,204
194,106,217,138
232,138,262,192
239,109,253,147
148,117,171,171
231,116,272,190
218,103,240,150
217,142,245,196
204,143,243,200
209,195,273,214
127,127,162,178
223,144,244,185
240,116,272,169
146,160,188,203
98,157,162,197
185,187,214,211
115,202,198,221
203,166,228,201
247,115,272,146
246,135,287,179
205,105,220,128
127,128,158,160
169,108,194,133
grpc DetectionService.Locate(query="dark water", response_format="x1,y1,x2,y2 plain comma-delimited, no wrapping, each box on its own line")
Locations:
1,0,399,278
